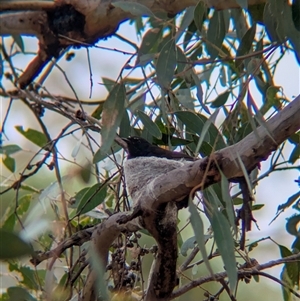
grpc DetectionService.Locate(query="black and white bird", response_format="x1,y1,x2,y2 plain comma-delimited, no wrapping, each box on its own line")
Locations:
122,136,197,208
122,136,195,161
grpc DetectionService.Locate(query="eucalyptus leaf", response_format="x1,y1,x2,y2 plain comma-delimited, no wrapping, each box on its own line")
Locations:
3,155,15,172
15,126,48,148
0,230,33,259
206,11,227,59
156,39,177,89
137,111,162,139
0,144,22,155
100,83,126,155
211,210,237,292
76,183,107,214
189,201,214,276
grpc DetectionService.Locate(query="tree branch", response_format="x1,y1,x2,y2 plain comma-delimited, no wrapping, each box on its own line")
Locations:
172,252,300,298
125,95,300,214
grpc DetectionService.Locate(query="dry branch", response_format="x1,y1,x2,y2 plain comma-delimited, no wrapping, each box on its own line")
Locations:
0,0,266,87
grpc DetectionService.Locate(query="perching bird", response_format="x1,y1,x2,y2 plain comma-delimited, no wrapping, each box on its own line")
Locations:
122,136,195,161
122,136,197,209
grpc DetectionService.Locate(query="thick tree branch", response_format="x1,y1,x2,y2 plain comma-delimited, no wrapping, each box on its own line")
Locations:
124,95,300,214
0,0,266,87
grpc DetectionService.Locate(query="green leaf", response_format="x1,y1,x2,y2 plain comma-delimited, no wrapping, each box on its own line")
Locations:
93,142,122,164
100,83,126,155
15,126,47,148
176,46,188,75
236,23,256,68
9,262,39,290
211,209,237,292
233,197,243,205
174,111,205,135
279,245,299,285
195,108,220,154
206,10,227,59
263,1,286,42
194,1,206,32
119,110,131,138
156,39,177,89
210,91,230,108
137,111,162,139
189,201,214,276
281,267,293,301
175,7,195,42
12,34,25,52
180,236,196,256
102,77,118,92
113,1,154,17
0,229,33,259
7,286,37,301
220,172,236,233
0,144,22,155
3,155,15,172
252,204,264,211
137,28,162,65
76,183,107,214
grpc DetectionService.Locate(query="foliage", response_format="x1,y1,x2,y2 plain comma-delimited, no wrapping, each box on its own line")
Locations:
0,1,299,301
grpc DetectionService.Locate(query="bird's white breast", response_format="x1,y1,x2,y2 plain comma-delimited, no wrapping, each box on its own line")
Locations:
124,157,189,204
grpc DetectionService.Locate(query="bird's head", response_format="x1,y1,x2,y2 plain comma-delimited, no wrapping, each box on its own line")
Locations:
122,136,153,159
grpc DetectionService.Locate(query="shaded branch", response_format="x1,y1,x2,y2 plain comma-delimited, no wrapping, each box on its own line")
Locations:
172,252,300,298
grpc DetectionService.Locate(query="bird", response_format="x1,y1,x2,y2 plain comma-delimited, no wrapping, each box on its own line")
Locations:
122,136,197,209
122,136,195,161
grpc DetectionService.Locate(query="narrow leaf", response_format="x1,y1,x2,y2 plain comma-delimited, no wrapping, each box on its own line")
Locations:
174,111,205,135
0,230,33,259
100,83,126,155
15,126,48,148
156,39,177,89
194,1,206,32
12,34,25,52
189,201,214,275
76,183,107,214
211,210,237,292
0,144,22,155
220,172,237,233
3,155,15,172
236,24,256,68
195,108,220,154
206,11,226,59
211,91,230,108
137,111,162,139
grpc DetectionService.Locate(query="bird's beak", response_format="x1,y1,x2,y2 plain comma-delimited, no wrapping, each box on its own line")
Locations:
121,137,130,143
120,137,130,154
